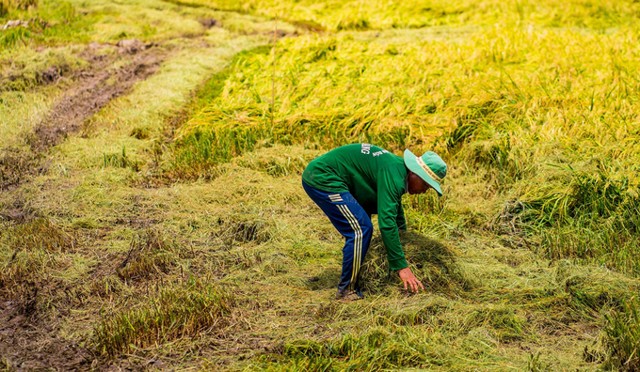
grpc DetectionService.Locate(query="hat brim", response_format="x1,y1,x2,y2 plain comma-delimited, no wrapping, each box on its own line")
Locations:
403,149,443,196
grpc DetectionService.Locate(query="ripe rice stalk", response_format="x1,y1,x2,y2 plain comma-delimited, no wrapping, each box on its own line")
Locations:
602,299,640,371
167,0,640,31
359,233,472,296
504,169,638,229
174,19,640,184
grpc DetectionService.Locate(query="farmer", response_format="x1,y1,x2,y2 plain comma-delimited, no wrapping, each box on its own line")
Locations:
302,143,447,300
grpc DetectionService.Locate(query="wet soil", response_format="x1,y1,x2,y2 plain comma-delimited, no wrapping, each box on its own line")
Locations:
0,301,93,370
32,42,165,151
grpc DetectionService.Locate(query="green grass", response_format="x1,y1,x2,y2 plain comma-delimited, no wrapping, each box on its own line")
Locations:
2,0,640,370
0,0,264,152
1,46,87,92
0,0,94,48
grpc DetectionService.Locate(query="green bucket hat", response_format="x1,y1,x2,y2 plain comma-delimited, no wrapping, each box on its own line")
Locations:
403,149,447,196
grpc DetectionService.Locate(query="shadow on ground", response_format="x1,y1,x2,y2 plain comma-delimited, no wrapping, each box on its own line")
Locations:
305,268,341,291
302,231,473,296
361,231,473,295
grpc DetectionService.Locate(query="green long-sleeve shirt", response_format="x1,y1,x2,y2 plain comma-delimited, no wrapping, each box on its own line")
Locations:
302,144,409,271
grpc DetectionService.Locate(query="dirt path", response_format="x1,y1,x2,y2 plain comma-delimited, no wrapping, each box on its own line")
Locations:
0,41,166,193
32,41,166,151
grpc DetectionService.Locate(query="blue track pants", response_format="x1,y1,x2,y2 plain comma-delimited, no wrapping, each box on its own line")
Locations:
303,181,373,293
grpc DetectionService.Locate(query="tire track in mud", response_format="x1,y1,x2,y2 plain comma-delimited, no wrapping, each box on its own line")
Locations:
0,41,166,194
32,42,166,151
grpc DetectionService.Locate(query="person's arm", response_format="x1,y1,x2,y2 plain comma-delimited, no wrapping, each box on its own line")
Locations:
377,181,407,271
396,203,406,231
377,170,423,292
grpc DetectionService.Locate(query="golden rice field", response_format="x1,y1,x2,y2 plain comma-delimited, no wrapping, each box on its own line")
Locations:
1,0,640,370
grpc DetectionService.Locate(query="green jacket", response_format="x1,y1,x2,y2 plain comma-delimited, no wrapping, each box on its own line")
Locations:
302,144,408,271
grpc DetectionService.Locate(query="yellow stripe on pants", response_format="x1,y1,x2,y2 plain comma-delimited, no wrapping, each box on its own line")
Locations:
337,204,362,291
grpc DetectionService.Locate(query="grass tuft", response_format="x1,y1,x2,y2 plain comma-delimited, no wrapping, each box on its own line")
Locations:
102,146,140,171
373,297,449,327
469,306,527,342
93,279,235,357
0,147,40,190
278,327,446,370
0,218,73,316
214,214,273,245
116,229,179,282
555,262,640,317
2,217,75,252
129,126,151,140
91,274,127,299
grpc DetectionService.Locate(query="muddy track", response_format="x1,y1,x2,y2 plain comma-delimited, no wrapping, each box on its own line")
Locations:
32,44,166,151
0,41,168,370
0,41,166,193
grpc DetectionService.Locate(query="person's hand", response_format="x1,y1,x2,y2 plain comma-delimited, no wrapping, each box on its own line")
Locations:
397,267,424,293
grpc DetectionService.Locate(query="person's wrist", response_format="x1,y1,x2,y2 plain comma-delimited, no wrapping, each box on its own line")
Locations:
389,258,408,271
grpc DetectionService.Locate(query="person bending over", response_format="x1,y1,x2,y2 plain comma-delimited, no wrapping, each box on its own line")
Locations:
302,143,447,300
